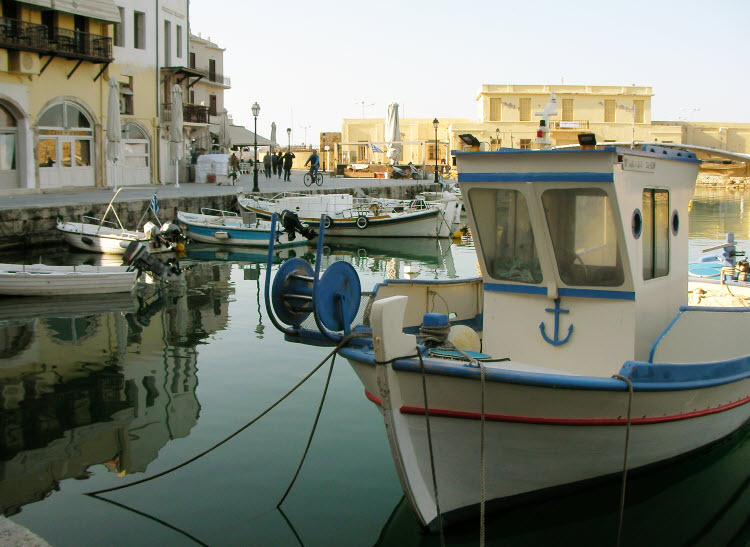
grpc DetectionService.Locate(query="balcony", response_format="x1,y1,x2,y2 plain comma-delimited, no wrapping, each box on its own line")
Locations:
161,102,210,125
192,66,231,87
0,17,112,63
550,120,590,130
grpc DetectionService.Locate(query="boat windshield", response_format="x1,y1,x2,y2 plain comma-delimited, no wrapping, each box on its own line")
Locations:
541,188,624,287
468,188,543,284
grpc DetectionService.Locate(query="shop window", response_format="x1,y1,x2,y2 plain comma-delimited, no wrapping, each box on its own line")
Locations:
38,102,93,169
0,103,17,171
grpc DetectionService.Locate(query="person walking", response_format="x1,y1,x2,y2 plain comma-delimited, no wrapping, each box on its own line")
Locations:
276,151,284,178
271,150,279,177
263,152,272,178
283,149,295,181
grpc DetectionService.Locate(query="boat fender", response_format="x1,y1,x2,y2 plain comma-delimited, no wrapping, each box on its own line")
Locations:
81,236,94,246
447,325,481,353
356,215,368,229
324,215,333,229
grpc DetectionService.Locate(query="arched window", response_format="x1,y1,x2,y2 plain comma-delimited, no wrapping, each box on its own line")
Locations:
0,104,17,171
122,122,150,167
38,102,93,168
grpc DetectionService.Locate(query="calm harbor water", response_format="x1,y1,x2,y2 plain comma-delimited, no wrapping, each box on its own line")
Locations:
1,188,749,546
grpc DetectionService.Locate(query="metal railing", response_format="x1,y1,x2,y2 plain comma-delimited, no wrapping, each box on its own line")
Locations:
193,66,231,86
550,120,590,130
0,17,112,62
161,102,211,124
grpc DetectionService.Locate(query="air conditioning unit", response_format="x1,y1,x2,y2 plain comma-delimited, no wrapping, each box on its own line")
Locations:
9,51,39,74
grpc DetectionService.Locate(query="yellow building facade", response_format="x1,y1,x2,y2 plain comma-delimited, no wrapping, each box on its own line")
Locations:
339,84,750,174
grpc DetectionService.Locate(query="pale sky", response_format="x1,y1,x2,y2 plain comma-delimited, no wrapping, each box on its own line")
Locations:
189,0,748,147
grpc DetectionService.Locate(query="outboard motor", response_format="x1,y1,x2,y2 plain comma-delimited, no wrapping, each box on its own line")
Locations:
159,220,185,245
123,240,182,281
280,209,317,241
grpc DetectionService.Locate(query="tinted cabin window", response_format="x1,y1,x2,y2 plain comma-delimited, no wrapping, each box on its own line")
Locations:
542,188,624,287
642,189,669,280
469,188,542,284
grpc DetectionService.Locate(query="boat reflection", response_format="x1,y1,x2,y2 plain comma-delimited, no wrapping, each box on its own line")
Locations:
321,237,457,279
184,243,310,265
375,421,750,546
0,266,236,517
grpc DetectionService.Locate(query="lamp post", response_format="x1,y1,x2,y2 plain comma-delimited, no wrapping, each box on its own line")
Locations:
496,128,500,150
252,102,260,192
433,118,439,184
287,127,291,148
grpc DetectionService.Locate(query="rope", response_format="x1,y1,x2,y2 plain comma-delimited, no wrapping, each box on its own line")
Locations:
85,335,360,497
611,374,634,547
277,352,337,507
479,358,487,547
417,350,445,547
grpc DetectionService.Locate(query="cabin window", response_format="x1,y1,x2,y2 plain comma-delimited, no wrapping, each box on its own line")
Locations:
542,188,624,287
642,189,670,280
468,188,542,284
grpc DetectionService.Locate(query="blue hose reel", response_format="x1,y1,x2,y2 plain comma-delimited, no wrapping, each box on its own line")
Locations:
265,214,361,341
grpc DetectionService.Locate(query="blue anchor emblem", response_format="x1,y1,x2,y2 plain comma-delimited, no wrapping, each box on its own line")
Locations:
540,298,573,346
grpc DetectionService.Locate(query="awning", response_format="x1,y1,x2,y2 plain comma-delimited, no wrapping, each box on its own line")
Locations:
225,125,275,147
22,0,121,22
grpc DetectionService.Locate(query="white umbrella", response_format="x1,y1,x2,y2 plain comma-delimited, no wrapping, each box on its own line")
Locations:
270,122,277,148
385,103,401,165
219,109,232,152
170,84,184,188
106,79,123,192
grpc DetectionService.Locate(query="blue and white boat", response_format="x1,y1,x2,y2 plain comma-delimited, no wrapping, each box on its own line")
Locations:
177,209,314,248
266,137,750,531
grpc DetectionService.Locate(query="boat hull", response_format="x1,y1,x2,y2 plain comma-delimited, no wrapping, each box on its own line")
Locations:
0,264,136,296
57,222,173,255
345,350,750,529
177,211,308,247
240,194,461,238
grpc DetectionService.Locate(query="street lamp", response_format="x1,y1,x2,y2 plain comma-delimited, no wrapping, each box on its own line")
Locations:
433,118,439,185
496,128,500,150
287,127,291,148
252,102,260,192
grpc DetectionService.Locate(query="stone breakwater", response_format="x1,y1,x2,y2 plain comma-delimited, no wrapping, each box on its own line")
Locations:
698,175,750,187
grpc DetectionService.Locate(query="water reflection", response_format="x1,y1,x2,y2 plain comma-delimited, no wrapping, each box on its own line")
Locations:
0,262,236,517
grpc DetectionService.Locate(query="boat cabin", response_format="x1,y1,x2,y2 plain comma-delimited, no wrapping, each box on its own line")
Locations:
455,145,699,376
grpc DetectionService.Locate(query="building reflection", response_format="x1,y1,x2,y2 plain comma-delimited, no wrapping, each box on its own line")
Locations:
0,262,234,516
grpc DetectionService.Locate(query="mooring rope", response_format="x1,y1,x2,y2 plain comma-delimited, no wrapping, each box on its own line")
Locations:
611,374,634,547
417,350,446,547
85,335,361,497
479,358,487,547
277,352,337,507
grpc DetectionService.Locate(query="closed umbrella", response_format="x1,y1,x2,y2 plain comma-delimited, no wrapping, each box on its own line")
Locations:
385,103,401,165
270,122,277,149
170,84,184,188
106,79,123,192
219,109,232,152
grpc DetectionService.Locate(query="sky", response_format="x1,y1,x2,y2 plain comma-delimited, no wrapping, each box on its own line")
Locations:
189,0,749,147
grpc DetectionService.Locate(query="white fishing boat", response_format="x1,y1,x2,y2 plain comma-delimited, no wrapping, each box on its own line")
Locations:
57,189,181,255
688,233,750,306
0,263,136,296
238,192,461,238
177,208,314,247
266,139,750,531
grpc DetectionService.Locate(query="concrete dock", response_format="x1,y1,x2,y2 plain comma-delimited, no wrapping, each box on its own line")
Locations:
0,169,445,251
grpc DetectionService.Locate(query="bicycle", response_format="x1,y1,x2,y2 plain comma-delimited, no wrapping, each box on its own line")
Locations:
303,167,324,187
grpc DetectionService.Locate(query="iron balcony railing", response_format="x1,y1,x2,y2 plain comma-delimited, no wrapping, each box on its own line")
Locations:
0,17,112,62
550,120,590,130
193,66,231,86
161,103,210,125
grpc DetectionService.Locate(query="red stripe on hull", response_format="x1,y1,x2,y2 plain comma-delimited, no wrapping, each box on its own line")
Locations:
363,389,750,426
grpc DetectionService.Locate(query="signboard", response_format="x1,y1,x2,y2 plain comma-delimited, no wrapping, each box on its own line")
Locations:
558,121,580,129
622,155,656,172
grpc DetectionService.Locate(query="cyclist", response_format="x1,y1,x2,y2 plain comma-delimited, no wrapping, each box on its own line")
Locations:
304,149,320,181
